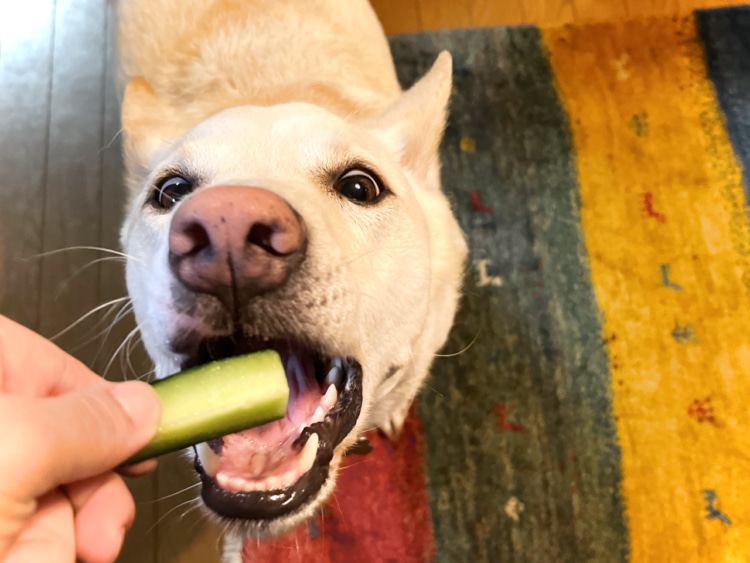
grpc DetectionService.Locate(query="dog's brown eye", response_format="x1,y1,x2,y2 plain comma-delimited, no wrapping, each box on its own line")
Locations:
334,170,382,204
150,176,193,211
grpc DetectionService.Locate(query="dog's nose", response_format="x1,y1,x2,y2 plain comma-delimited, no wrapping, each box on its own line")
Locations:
168,185,306,306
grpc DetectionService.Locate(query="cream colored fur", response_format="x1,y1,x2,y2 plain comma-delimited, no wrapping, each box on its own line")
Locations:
116,0,466,557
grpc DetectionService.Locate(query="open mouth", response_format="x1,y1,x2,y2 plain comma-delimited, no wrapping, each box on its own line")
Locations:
184,335,363,520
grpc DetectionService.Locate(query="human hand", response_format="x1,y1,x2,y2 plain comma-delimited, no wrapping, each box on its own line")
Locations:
0,315,162,563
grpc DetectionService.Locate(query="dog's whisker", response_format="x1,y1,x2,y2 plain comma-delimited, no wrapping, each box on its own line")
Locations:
123,332,143,380
421,330,481,359
53,256,127,300
332,495,349,532
142,482,202,505
48,296,130,342
64,308,133,355
186,508,211,535
103,326,140,379
424,382,445,398
179,501,203,522
147,497,203,535
100,126,124,152
338,243,421,269
24,245,138,262
100,302,135,342
335,459,370,472
136,367,157,382
88,303,135,362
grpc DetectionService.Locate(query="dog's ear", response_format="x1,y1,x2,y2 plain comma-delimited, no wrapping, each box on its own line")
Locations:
377,51,453,183
121,78,184,186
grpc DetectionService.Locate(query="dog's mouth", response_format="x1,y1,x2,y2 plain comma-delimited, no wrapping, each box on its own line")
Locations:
183,335,363,520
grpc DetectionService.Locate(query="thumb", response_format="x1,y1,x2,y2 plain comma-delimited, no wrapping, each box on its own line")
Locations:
11,381,161,499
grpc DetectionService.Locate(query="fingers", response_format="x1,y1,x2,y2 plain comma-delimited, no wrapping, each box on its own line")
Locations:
0,315,102,397
0,381,161,501
2,490,74,563
117,458,159,478
67,473,135,563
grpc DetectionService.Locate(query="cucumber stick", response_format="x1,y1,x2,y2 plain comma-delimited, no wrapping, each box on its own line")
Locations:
127,350,289,464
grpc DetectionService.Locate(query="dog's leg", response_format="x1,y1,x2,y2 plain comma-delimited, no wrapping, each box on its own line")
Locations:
373,368,426,442
221,532,244,563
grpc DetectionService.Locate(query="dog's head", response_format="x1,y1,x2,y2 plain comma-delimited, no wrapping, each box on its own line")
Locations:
119,52,466,537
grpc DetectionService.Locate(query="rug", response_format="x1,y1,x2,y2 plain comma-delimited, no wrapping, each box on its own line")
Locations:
243,7,750,562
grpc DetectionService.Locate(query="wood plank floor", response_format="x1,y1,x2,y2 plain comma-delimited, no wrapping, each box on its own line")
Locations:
0,1,745,561
371,0,750,34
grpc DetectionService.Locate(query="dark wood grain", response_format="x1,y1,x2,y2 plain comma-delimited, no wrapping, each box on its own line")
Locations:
36,0,107,368
0,0,57,330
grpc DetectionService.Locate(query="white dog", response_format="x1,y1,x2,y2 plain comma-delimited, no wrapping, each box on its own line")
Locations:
117,0,467,557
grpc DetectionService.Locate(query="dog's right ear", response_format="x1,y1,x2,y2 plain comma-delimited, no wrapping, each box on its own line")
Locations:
374,51,453,185
121,78,183,186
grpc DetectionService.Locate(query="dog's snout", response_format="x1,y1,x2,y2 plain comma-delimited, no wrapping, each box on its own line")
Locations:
168,185,306,305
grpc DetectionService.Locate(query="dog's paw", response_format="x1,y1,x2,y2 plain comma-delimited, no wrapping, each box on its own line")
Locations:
377,404,410,442
221,532,244,563
345,437,373,456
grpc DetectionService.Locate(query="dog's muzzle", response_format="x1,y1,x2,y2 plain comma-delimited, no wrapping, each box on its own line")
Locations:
165,185,364,521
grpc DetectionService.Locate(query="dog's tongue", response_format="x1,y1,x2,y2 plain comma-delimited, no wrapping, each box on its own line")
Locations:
204,346,325,488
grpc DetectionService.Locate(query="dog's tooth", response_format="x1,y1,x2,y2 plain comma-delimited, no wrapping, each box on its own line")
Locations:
298,423,307,436
241,479,259,492
196,442,222,477
265,476,282,491
229,477,246,491
326,364,343,388
297,433,318,475
311,405,326,424
322,384,338,410
216,473,231,489
281,469,298,488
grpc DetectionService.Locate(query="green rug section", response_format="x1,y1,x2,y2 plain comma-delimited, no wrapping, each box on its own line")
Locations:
390,27,628,562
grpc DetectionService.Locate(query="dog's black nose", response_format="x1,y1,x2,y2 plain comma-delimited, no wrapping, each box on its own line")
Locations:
168,185,306,306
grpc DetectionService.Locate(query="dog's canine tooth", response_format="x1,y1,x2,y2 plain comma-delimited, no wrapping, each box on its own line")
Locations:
196,442,222,476
322,383,338,410
311,405,326,424
297,433,318,475
325,364,343,388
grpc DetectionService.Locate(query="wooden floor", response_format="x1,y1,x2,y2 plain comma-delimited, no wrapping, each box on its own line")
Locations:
0,0,745,562
371,0,749,34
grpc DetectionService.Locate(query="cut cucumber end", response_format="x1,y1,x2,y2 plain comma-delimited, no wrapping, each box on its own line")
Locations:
126,350,289,465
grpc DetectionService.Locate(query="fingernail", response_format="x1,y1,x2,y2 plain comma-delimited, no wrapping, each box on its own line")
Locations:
111,381,161,430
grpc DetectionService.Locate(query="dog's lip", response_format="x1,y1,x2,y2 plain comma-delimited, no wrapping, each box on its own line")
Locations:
192,353,363,521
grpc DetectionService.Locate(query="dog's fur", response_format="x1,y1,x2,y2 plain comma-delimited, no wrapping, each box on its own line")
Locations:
117,0,466,557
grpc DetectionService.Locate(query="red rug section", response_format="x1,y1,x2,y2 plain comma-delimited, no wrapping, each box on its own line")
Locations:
242,408,435,562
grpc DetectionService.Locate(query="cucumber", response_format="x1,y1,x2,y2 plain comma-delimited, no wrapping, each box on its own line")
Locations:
127,350,289,464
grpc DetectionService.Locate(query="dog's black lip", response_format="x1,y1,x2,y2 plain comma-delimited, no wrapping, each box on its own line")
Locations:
194,358,363,520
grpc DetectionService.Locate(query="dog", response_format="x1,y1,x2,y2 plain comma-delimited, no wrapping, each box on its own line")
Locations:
116,0,467,558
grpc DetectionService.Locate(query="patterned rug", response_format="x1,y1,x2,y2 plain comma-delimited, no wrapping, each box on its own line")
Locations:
243,7,750,562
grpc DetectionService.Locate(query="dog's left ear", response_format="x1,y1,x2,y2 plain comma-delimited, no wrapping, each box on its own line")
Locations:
377,51,453,183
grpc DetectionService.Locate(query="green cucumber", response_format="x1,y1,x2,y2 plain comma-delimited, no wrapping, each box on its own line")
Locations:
127,350,289,464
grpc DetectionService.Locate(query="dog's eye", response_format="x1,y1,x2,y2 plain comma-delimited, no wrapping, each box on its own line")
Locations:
334,170,382,204
150,176,194,210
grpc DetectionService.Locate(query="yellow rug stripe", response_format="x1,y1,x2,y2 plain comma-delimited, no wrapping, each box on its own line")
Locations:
545,16,750,562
